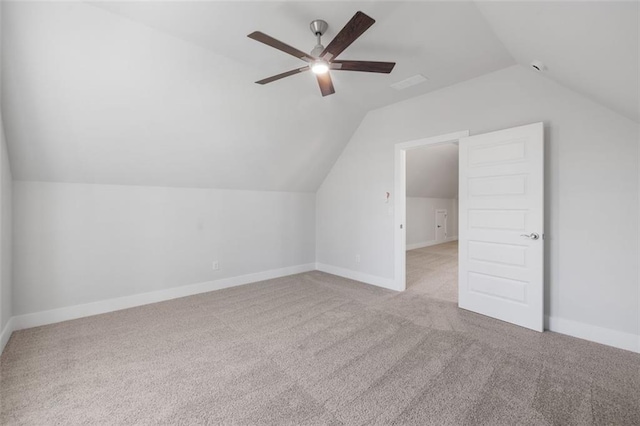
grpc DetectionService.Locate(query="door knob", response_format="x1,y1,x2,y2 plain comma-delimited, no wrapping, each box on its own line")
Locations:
520,232,540,240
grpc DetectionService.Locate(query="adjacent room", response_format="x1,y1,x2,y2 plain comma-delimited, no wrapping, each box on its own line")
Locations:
1,1,639,424
405,143,459,302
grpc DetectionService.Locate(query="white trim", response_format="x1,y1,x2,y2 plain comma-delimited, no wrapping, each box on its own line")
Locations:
0,317,15,354
407,236,458,251
4,265,639,356
10,264,315,332
394,130,469,291
315,263,398,291
546,315,640,354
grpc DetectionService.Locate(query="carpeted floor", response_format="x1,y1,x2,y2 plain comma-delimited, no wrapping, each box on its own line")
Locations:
1,270,639,425
406,241,458,303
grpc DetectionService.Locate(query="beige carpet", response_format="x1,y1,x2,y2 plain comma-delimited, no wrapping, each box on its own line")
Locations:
407,241,458,303
1,271,639,425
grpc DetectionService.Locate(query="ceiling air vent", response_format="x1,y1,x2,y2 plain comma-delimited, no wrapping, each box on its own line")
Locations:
391,74,428,90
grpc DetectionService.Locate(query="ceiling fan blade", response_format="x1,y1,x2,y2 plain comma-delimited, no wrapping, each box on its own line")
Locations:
331,60,395,73
256,67,310,85
248,31,315,62
316,72,335,97
320,11,375,60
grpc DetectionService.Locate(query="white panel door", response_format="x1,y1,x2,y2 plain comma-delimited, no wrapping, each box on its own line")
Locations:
435,210,447,242
458,122,544,331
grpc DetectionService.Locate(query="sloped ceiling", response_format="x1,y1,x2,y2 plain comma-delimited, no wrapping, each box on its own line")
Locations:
406,143,458,199
1,1,513,191
1,1,637,192
476,1,639,122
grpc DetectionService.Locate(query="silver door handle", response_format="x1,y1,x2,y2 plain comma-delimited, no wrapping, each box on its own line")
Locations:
520,233,540,240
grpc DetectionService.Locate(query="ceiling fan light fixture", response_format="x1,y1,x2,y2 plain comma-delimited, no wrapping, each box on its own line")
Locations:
311,60,329,75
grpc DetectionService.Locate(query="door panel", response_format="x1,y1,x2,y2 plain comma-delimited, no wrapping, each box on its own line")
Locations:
435,210,447,241
459,122,544,331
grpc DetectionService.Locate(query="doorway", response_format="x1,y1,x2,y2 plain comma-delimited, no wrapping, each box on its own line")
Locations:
394,123,545,332
393,131,468,292
404,142,460,302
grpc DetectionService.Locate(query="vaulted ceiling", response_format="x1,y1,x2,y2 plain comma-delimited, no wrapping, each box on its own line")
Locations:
476,1,639,123
1,1,637,192
406,143,458,199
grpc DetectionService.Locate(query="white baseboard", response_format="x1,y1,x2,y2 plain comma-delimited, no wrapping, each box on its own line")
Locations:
315,263,399,291
407,237,458,251
546,315,639,354
0,317,15,355
9,263,316,334
5,264,638,357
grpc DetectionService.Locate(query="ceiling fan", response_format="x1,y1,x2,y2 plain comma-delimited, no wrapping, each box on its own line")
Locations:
248,11,396,97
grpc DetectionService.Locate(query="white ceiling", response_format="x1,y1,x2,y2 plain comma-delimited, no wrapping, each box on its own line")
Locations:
476,1,639,122
406,143,458,199
1,1,513,191
1,1,637,192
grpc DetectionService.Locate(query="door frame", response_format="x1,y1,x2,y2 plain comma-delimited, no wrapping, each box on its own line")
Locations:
394,130,469,291
435,209,448,242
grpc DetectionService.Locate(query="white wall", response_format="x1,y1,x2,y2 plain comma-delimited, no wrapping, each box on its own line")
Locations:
406,197,458,249
13,182,315,316
317,65,639,342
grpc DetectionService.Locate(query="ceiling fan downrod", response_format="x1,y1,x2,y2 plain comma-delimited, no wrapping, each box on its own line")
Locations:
309,19,328,57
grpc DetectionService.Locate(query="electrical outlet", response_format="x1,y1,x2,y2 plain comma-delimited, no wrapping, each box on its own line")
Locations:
355,254,361,264
212,261,219,271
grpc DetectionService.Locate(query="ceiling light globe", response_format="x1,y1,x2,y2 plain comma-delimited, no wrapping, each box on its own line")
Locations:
311,61,329,75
